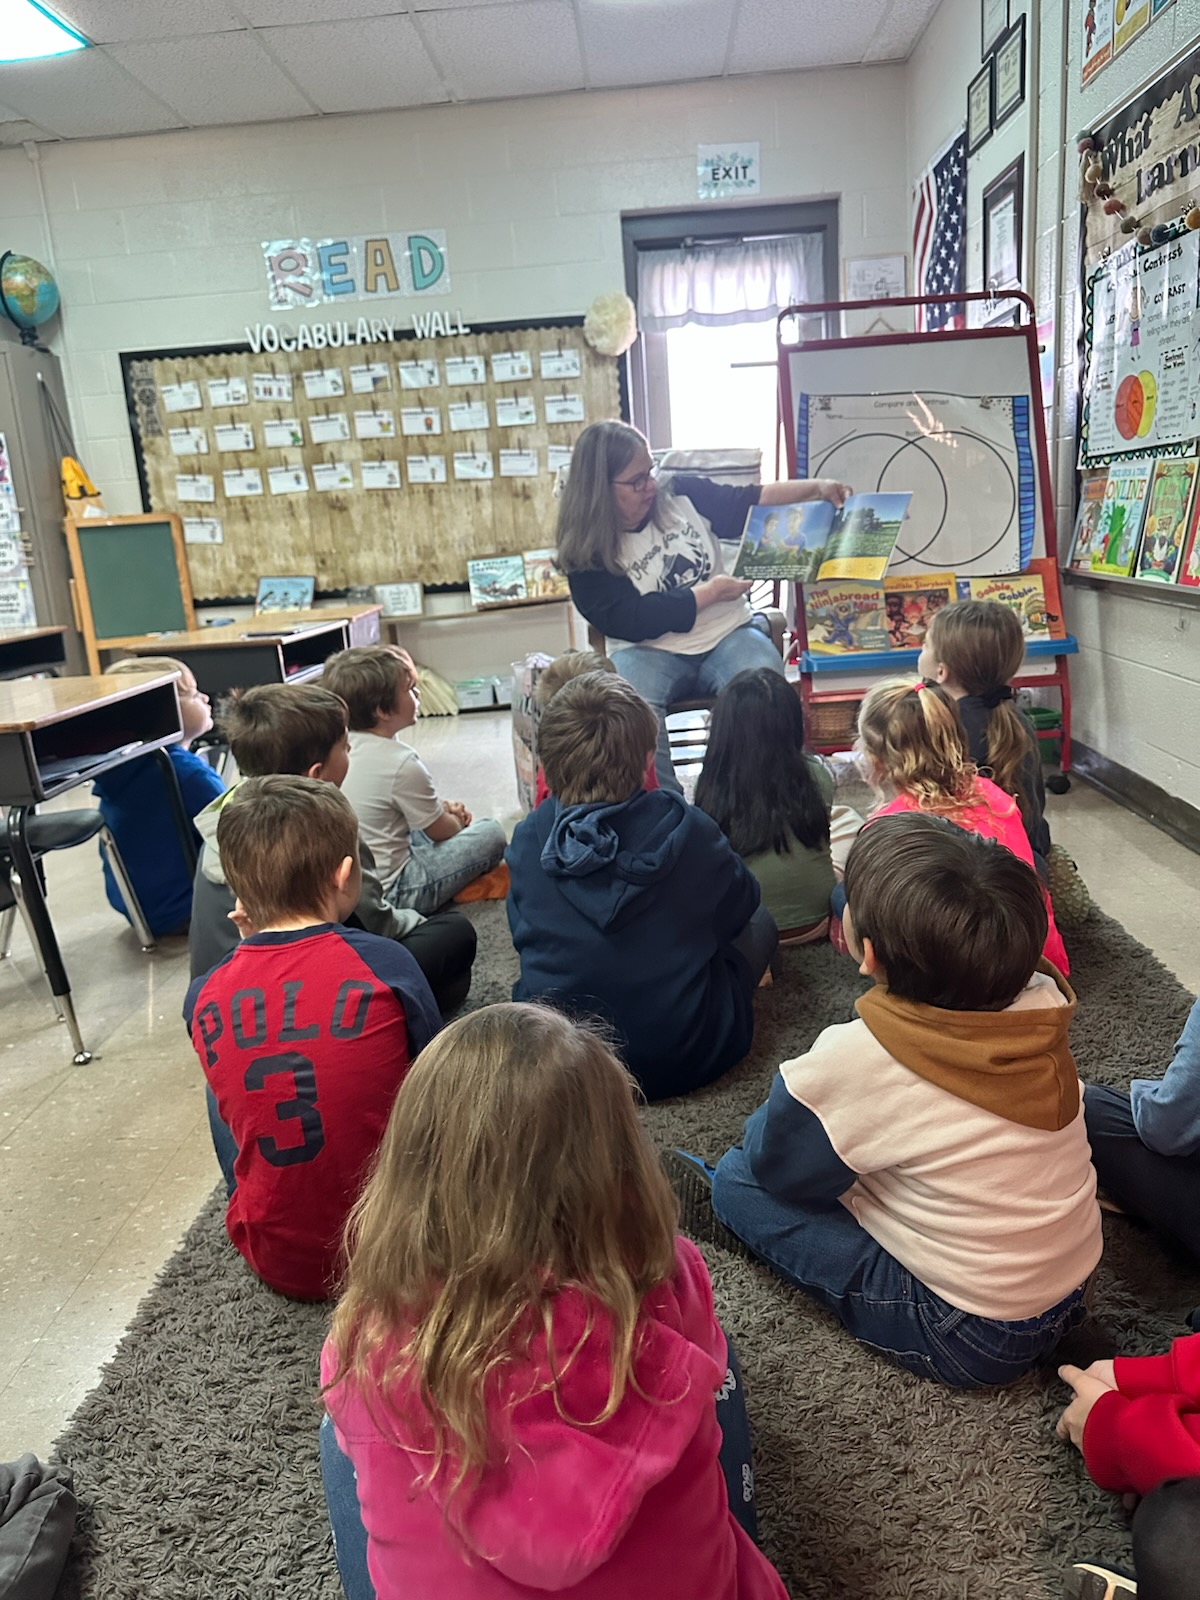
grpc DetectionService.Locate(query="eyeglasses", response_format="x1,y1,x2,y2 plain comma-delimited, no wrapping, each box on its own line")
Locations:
611,468,657,492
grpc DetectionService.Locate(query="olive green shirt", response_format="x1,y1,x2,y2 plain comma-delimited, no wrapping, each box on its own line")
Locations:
742,758,836,931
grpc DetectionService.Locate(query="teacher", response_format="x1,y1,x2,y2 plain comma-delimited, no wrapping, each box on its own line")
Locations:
555,419,851,790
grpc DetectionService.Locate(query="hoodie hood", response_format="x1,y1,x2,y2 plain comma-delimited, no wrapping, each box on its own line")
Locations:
194,781,242,885
856,963,1079,1131
535,789,692,932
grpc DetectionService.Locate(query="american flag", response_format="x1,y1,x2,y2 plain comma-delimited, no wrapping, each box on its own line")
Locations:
913,130,966,332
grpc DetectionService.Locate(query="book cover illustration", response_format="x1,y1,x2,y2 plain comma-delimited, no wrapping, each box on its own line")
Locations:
1068,473,1108,569
1179,489,1200,588
963,573,1052,639
804,582,889,654
468,555,527,606
1090,462,1151,577
1135,457,1198,584
522,548,570,598
882,573,955,647
1023,556,1067,639
732,492,911,583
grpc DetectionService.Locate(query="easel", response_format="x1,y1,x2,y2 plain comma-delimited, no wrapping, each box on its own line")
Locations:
777,290,1077,774
65,512,196,674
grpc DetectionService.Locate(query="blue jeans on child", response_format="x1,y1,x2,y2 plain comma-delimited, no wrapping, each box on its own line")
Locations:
207,1085,237,1198
613,620,784,793
384,819,507,917
319,1335,760,1600
1084,1082,1200,1259
712,1147,1090,1387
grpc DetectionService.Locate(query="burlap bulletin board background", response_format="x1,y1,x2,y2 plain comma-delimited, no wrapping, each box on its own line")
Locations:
121,319,621,601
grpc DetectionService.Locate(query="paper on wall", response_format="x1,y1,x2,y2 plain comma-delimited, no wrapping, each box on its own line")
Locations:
175,473,216,502
169,427,209,455
444,355,486,385
496,396,537,427
223,468,265,497
253,372,294,402
214,423,255,452
183,516,224,545
401,407,442,436
500,449,539,476
398,359,440,389
207,376,248,406
540,349,581,379
491,351,533,382
544,393,585,423
263,418,305,448
309,413,351,444
268,465,310,495
302,368,346,399
361,460,402,489
354,410,396,439
448,400,489,432
453,451,494,480
312,462,355,491
161,382,203,413
406,454,447,483
350,362,392,393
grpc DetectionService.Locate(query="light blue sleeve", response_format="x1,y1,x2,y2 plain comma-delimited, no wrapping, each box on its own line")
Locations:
1130,995,1200,1157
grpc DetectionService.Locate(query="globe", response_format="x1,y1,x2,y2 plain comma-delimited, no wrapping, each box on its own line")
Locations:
0,252,60,339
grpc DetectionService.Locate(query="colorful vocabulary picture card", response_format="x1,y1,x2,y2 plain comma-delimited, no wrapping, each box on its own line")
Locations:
253,372,293,403
350,362,392,394
168,427,208,455
500,448,539,477
354,410,397,439
268,465,310,495
161,381,202,413
361,460,402,490
444,355,486,385
540,348,581,379
491,350,533,382
496,396,537,428
449,400,490,432
407,454,447,483
544,393,585,424
302,367,346,399
175,473,215,502
454,451,495,480
312,462,355,492
309,413,351,444
398,358,440,389
401,407,442,436
183,516,223,545
223,467,265,497
214,423,255,452
263,418,304,449
546,444,573,472
207,376,248,407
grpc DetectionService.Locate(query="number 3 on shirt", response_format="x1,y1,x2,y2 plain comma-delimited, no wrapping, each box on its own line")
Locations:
244,1052,326,1166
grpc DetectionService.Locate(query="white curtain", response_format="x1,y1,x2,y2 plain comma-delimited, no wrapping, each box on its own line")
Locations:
637,234,824,333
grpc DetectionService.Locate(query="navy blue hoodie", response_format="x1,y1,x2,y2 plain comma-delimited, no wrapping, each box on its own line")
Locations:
506,789,760,1101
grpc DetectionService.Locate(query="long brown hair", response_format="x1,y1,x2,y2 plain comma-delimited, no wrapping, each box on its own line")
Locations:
857,678,980,817
554,419,648,575
926,601,1033,824
324,1003,679,1502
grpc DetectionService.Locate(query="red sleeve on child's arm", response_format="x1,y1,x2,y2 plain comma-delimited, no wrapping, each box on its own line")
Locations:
1116,1334,1200,1398
1083,1388,1200,1495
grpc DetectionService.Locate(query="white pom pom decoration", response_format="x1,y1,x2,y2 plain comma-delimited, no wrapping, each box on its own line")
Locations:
583,292,638,357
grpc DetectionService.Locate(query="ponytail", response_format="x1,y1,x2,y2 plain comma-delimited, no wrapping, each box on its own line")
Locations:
857,678,978,814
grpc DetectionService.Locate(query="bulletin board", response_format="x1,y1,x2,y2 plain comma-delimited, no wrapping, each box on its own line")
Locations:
121,318,621,601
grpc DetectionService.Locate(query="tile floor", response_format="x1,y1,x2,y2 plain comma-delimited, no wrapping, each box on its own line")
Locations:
2,709,1199,1462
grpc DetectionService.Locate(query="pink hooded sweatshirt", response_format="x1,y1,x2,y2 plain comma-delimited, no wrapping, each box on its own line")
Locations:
321,1236,788,1600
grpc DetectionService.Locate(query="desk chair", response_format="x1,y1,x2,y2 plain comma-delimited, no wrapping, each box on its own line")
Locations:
0,809,157,1064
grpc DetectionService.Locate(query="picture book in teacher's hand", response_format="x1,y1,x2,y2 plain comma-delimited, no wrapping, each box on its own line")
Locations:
804,582,889,655
882,573,955,648
732,492,912,584
1135,457,1198,585
1089,461,1152,578
467,555,527,607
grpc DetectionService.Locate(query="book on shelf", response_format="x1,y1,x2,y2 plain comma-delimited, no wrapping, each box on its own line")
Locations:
521,547,570,598
1135,457,1198,585
732,492,912,583
957,569,1058,640
1067,473,1109,570
882,573,955,648
467,555,527,607
804,581,890,654
1088,461,1153,578
1180,488,1200,588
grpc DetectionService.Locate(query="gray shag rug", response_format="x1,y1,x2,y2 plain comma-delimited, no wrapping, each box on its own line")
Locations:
53,899,1200,1600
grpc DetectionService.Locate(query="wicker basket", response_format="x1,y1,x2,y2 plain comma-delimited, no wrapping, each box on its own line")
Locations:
806,699,860,749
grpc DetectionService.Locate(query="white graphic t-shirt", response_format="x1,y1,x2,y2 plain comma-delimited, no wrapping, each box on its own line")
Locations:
613,485,752,655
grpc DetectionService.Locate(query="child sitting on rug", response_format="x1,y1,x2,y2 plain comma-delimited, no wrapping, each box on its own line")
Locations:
505,672,776,1101
185,775,441,1301
856,676,1070,973
669,813,1101,1387
1081,993,1200,1260
1056,1336,1200,1598
320,1002,788,1600
323,645,506,915
695,668,835,942
189,682,476,1018
532,647,658,804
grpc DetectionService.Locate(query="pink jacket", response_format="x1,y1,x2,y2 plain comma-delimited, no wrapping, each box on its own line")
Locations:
872,777,1070,975
321,1236,788,1600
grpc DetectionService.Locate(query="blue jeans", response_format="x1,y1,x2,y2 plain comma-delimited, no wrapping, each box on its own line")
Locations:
712,1146,1089,1387
206,1084,237,1198
384,819,507,917
319,1334,759,1600
1085,1083,1200,1258
613,621,784,792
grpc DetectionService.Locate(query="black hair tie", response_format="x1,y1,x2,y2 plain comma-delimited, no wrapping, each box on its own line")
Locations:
981,685,1015,710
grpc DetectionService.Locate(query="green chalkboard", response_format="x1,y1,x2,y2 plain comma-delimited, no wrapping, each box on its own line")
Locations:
72,518,189,639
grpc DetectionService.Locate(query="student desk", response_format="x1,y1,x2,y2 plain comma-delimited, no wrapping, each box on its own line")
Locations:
0,625,69,681
254,603,382,647
0,672,188,1064
120,617,350,702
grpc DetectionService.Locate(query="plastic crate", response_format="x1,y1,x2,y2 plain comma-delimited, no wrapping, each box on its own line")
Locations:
1025,705,1062,765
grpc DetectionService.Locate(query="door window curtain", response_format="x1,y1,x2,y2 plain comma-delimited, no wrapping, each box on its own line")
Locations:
636,234,824,333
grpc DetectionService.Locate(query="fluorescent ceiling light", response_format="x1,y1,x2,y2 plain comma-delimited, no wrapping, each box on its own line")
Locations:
0,1,89,63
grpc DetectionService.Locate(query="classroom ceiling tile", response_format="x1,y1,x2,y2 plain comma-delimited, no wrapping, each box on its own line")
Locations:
416,2,584,101
265,16,449,113
863,0,943,62
0,50,184,138
107,31,318,125
0,116,57,146
727,0,902,73
51,1,243,43
577,0,735,89
237,0,430,20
